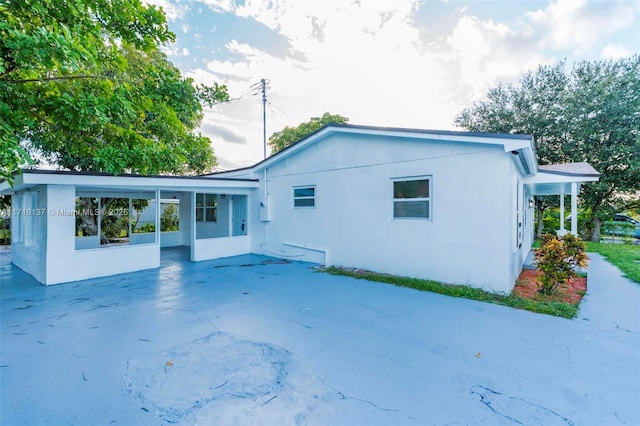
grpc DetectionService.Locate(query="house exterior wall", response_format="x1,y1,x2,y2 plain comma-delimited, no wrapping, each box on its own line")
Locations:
193,235,251,261
44,185,160,285
196,195,230,238
250,133,518,292
10,188,47,283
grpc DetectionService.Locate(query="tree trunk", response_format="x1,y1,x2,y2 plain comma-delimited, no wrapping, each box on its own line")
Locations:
536,203,545,239
591,216,602,242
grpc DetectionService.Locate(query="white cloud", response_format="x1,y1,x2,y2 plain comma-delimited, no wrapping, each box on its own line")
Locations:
160,45,191,57
447,15,551,98
142,0,189,21
527,0,640,50
179,0,640,169
602,43,633,59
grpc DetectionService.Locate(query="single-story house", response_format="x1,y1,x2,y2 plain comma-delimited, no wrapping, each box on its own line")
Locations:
0,124,599,292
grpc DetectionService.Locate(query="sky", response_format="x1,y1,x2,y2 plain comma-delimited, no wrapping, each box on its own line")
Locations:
144,0,640,170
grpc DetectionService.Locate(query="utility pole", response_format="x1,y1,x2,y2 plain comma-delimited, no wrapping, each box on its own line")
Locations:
261,78,267,159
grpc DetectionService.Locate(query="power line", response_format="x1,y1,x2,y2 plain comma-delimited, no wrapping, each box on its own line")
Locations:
266,100,290,118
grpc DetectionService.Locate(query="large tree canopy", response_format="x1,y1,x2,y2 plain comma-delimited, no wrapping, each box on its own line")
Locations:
0,0,228,183
269,112,348,154
455,56,640,241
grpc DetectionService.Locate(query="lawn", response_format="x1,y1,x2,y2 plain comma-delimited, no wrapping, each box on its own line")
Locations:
585,241,640,284
320,266,580,318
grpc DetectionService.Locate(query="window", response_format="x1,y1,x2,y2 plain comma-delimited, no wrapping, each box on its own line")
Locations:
100,197,130,245
75,197,99,237
196,193,217,222
393,178,430,219
293,186,315,208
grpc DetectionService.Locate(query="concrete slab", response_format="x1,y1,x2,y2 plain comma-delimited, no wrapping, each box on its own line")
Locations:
1,247,639,425
578,252,640,333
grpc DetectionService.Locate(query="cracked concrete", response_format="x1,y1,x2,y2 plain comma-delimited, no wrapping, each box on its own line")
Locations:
1,246,639,425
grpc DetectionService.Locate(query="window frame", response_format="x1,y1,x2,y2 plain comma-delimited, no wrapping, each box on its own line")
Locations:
195,193,217,223
391,176,432,220
292,185,316,209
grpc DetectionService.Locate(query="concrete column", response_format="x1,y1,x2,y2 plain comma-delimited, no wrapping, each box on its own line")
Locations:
155,189,160,245
189,192,196,261
571,182,578,235
559,192,565,233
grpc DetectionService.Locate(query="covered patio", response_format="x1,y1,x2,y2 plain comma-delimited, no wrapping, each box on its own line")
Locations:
0,170,258,284
524,162,600,236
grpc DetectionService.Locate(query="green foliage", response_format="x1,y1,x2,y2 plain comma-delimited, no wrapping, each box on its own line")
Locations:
540,207,591,236
585,241,640,284
133,222,155,233
161,203,179,232
268,112,348,154
455,57,640,241
535,233,588,295
0,0,229,183
320,266,579,319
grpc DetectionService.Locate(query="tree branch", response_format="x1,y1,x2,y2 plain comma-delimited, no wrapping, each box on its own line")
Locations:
0,64,17,78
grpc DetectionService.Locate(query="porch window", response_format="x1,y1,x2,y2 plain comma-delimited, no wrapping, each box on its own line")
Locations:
293,186,315,208
75,193,156,249
393,177,430,219
196,193,217,222
75,197,99,237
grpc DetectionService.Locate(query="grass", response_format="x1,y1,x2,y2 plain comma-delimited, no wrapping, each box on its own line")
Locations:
585,241,640,284
320,266,579,319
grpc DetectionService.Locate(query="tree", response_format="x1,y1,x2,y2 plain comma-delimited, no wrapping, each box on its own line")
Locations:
268,112,348,154
455,57,640,241
0,0,228,183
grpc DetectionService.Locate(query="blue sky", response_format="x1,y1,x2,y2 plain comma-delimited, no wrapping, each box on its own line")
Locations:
146,0,640,170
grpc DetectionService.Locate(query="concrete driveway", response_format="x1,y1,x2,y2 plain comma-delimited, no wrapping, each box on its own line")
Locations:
1,247,639,425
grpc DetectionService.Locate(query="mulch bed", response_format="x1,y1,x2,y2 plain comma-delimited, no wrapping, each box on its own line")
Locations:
512,269,587,304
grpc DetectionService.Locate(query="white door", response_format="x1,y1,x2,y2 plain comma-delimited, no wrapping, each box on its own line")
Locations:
232,195,248,236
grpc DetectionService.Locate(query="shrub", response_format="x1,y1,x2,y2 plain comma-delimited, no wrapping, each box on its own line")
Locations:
535,233,588,295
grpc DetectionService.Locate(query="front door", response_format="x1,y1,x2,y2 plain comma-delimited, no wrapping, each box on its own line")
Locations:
231,195,248,236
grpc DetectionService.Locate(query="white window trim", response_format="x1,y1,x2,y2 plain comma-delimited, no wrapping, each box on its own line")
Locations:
292,185,316,209
391,176,432,220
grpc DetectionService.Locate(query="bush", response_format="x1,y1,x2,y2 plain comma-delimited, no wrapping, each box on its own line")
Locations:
535,233,588,295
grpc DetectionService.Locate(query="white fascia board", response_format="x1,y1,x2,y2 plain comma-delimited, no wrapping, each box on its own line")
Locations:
523,171,599,185
336,127,531,146
18,173,259,191
0,174,26,194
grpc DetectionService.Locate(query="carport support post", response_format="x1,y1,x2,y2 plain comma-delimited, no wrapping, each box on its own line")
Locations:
571,182,578,235
559,191,565,234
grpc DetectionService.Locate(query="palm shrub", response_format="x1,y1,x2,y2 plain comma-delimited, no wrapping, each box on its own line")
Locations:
535,233,588,295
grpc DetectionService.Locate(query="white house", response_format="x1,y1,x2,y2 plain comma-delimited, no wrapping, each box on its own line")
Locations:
0,124,599,292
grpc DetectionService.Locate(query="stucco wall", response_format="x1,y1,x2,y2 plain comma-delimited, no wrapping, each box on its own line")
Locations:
10,188,47,283
192,235,251,261
44,185,160,285
252,133,518,292
195,195,230,239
